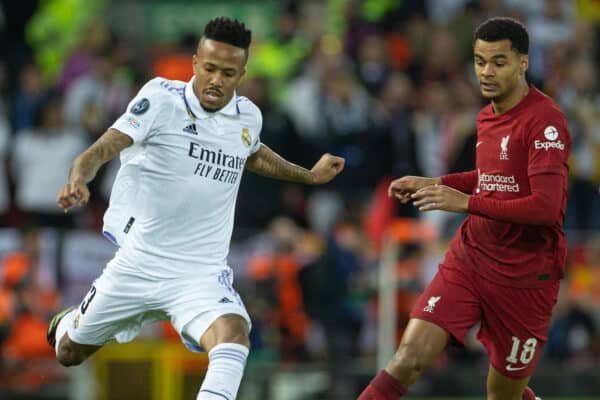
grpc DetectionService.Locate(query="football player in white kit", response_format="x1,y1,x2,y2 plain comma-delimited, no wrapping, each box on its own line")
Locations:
48,17,345,400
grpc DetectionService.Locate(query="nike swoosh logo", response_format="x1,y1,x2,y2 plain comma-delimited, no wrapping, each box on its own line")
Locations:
476,141,484,147
505,364,527,371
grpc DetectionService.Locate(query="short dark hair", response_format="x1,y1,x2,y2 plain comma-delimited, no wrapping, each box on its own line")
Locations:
474,17,529,55
203,17,252,50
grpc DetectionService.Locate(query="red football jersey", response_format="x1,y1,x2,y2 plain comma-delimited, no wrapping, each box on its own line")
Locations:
445,86,571,288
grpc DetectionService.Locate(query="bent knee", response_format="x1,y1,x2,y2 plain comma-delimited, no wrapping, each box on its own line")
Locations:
57,346,85,367
56,339,95,367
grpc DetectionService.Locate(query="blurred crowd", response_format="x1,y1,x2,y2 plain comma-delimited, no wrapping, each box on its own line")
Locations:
1,0,600,397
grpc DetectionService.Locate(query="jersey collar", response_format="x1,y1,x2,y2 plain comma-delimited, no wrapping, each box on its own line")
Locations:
184,76,239,119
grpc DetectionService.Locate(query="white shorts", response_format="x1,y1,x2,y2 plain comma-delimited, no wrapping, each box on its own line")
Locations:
67,256,251,352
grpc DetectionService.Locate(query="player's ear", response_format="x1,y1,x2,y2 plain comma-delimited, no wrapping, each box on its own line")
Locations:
519,54,528,76
192,54,201,75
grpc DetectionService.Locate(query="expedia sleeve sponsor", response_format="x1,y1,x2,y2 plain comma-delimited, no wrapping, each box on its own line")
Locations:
527,119,571,177
534,139,565,151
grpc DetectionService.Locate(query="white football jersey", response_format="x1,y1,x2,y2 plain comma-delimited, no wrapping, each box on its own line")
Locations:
104,77,262,277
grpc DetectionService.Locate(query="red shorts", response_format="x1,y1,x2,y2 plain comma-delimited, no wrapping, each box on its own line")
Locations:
410,264,559,378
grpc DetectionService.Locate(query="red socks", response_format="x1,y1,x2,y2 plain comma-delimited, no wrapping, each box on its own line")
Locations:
357,370,408,399
357,372,535,399
523,386,536,400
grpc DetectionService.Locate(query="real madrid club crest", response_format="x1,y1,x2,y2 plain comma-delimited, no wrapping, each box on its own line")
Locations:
74,312,80,329
241,128,251,147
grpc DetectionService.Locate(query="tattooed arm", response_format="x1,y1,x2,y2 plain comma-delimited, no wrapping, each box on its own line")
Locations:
245,144,345,185
57,129,133,210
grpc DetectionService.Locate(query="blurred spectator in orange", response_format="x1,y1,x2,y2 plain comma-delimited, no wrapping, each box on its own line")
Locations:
247,217,314,362
152,33,195,82
0,228,63,391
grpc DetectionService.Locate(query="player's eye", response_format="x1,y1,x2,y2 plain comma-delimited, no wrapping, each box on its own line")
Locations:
495,63,505,67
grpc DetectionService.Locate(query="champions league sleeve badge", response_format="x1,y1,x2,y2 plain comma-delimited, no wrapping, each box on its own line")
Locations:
130,98,150,115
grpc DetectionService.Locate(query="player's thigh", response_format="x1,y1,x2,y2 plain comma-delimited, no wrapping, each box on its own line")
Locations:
477,278,559,380
164,268,251,352
487,365,530,400
68,271,155,347
410,267,481,347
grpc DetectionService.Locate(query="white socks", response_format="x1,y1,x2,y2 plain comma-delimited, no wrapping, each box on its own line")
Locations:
197,343,249,400
54,309,76,354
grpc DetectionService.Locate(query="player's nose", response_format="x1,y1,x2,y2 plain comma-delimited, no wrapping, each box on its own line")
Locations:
481,63,495,76
209,73,224,87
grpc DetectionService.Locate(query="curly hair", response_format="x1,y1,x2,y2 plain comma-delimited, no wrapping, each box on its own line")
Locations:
203,16,252,50
474,17,529,55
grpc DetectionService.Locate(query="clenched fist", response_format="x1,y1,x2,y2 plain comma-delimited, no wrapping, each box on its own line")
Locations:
57,181,90,211
310,153,345,185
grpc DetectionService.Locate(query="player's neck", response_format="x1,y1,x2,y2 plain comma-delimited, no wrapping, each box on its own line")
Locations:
491,81,529,115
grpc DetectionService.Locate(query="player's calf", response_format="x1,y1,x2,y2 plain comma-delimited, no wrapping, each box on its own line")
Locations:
387,341,434,384
487,366,532,400
358,319,447,399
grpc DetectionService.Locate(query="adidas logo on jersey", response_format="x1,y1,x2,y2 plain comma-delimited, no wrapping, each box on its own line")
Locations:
183,123,197,135
218,297,233,304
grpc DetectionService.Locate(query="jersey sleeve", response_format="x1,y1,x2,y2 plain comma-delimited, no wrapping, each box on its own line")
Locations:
441,170,478,194
468,173,563,225
249,103,263,155
111,78,171,144
526,108,571,177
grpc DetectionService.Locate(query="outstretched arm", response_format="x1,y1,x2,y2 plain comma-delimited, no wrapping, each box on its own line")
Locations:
245,144,345,185
57,128,133,210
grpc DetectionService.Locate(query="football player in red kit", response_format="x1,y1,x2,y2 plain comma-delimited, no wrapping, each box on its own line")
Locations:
358,17,570,400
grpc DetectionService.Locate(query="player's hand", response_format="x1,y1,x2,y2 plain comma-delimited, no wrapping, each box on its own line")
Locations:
57,181,90,212
411,184,470,213
310,153,345,184
388,175,441,204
